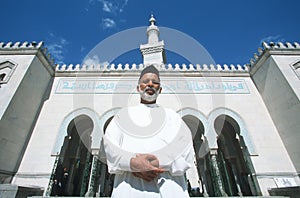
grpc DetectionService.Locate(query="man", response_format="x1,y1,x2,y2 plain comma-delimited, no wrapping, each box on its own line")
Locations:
103,65,194,197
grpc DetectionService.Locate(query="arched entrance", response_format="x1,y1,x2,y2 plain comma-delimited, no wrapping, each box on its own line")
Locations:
215,114,257,196
182,115,210,197
80,108,120,197
51,115,93,196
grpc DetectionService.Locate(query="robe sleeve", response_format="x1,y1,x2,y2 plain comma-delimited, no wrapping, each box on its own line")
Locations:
170,143,195,176
103,117,135,174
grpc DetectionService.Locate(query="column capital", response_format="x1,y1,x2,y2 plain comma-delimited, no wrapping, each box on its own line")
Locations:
91,149,100,156
209,148,219,155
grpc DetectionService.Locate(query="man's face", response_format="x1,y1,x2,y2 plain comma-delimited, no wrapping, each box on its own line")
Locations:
137,73,162,103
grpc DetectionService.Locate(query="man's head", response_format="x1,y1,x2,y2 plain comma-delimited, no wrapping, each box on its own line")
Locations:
137,65,162,104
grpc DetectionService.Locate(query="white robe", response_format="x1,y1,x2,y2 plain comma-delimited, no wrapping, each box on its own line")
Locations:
103,103,194,198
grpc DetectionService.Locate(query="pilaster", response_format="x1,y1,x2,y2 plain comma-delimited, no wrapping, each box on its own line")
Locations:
208,149,228,197
85,153,100,197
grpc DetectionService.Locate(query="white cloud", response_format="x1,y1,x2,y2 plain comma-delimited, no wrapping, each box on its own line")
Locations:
120,0,128,12
102,0,114,13
260,35,285,44
83,55,109,66
83,55,100,65
102,18,116,29
46,34,68,64
88,0,128,13
99,0,129,14
87,0,129,30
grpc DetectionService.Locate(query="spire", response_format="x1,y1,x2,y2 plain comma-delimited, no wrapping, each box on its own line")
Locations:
140,14,166,65
147,14,159,44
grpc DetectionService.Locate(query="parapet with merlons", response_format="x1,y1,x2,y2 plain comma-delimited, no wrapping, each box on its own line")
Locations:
248,41,300,75
0,41,55,75
3,41,300,78
55,63,249,77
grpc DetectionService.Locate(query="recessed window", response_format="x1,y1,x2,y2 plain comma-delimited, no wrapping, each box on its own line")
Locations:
291,60,300,79
0,60,17,84
0,73,6,81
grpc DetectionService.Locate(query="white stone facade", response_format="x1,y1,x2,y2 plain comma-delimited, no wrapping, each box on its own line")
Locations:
0,42,54,186
1,21,300,197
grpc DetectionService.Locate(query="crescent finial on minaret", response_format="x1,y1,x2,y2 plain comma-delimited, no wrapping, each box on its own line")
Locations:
149,14,156,26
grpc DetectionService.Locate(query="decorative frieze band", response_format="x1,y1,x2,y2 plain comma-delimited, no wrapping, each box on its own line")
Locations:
140,45,164,55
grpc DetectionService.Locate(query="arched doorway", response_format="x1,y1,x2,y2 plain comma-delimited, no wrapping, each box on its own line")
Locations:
51,115,93,196
214,114,256,196
182,115,210,197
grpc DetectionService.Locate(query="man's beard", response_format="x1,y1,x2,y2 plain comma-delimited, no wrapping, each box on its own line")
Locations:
139,86,160,102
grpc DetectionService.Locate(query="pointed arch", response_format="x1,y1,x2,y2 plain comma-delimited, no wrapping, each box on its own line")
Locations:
49,107,121,196
52,108,102,155
50,109,98,196
177,108,209,156
177,108,208,135
214,114,260,196
177,108,211,196
208,107,257,155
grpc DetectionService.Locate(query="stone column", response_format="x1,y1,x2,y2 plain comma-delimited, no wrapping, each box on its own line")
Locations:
80,152,92,196
209,149,228,197
231,162,243,196
99,162,107,196
45,155,60,196
85,152,99,197
218,151,235,196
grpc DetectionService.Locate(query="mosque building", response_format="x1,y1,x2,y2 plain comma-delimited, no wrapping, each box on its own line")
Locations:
0,15,299,197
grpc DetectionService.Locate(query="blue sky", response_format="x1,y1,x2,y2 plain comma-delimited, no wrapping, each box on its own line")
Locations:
1,0,299,65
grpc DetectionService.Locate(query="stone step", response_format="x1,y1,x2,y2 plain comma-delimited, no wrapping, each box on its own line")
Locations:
28,196,289,198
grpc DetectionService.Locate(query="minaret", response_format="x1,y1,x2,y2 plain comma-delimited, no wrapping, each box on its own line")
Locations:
140,14,166,65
